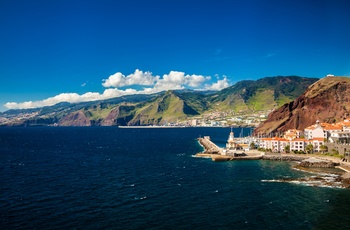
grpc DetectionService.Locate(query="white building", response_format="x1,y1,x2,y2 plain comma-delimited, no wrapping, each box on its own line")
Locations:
191,119,198,126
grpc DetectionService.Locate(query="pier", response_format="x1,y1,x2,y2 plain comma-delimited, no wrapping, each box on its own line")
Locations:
196,136,263,162
198,136,223,154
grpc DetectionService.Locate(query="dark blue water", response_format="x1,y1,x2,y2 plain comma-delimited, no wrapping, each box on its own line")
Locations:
1,127,350,229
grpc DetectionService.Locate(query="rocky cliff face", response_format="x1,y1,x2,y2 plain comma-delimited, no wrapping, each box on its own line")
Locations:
99,107,120,126
254,76,350,135
58,111,91,126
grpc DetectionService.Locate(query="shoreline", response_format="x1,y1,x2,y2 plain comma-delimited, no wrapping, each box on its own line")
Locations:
195,137,350,188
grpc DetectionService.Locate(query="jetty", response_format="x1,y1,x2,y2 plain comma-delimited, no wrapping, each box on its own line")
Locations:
196,136,263,162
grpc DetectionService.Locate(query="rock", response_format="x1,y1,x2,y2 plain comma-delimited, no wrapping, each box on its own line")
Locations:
58,111,91,126
262,155,306,161
299,160,339,168
254,76,350,135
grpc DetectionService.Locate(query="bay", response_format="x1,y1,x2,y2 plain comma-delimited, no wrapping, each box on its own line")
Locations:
1,127,350,229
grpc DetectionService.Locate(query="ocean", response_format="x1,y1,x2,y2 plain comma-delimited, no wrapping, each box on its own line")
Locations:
1,127,350,229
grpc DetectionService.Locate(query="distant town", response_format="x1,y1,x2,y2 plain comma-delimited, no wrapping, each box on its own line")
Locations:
182,110,269,127
0,109,270,127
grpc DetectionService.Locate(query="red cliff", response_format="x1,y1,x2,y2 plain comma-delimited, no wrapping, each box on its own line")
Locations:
254,76,350,135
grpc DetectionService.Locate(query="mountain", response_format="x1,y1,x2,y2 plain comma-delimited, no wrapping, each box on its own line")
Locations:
210,76,318,112
127,91,202,125
0,76,318,126
254,76,350,135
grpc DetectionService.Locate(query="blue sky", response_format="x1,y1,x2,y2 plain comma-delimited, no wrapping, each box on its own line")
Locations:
1,0,350,111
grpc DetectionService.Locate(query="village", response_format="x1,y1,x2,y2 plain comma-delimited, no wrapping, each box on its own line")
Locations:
257,118,350,161
195,117,350,163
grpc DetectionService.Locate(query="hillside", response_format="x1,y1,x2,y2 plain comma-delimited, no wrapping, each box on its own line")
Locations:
210,76,318,112
254,76,350,135
0,76,318,126
127,91,201,125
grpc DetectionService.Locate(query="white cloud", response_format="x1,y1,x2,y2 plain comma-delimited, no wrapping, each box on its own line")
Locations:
205,76,230,90
4,69,231,110
102,72,124,88
153,71,186,91
102,69,158,88
186,74,206,87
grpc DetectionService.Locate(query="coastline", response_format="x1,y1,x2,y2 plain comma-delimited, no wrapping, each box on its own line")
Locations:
195,137,350,188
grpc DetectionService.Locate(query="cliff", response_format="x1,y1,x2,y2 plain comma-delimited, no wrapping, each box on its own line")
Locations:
58,111,91,126
254,76,350,135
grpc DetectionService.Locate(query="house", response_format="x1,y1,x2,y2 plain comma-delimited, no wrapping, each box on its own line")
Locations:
290,138,306,152
329,131,350,144
310,137,324,152
260,137,289,152
284,129,303,140
259,118,350,154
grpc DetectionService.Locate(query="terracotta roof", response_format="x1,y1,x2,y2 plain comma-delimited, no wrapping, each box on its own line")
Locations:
291,138,307,141
340,122,350,126
311,137,324,141
324,127,342,131
305,124,317,130
261,137,288,141
285,133,295,136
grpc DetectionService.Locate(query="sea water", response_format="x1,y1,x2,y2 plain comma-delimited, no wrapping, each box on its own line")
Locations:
1,127,350,229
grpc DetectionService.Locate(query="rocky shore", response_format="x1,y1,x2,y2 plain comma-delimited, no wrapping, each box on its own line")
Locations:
196,137,350,188
298,160,339,168
261,155,350,188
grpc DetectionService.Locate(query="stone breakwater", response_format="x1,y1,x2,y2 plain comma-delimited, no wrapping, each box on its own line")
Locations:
261,155,306,162
197,137,222,154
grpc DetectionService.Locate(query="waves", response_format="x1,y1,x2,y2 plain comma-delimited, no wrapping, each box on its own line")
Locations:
1,127,350,229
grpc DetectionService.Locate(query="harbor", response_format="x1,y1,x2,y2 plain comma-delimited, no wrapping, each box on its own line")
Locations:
196,129,263,162
194,129,350,188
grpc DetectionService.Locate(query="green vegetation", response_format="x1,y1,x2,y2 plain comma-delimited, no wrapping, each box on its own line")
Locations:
2,76,319,126
305,144,314,154
83,104,113,120
293,150,306,154
284,145,290,153
210,76,318,113
320,145,328,154
275,94,293,106
250,142,257,149
247,89,275,111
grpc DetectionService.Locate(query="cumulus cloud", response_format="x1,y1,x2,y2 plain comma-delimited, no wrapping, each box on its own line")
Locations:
205,76,230,90
4,69,231,110
102,69,158,88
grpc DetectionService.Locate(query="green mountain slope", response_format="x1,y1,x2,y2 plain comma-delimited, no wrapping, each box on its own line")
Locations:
128,91,201,125
0,76,319,126
211,76,318,113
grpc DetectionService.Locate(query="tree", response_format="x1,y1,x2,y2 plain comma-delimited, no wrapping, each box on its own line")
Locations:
284,145,290,153
250,142,256,149
320,145,328,154
306,144,314,154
